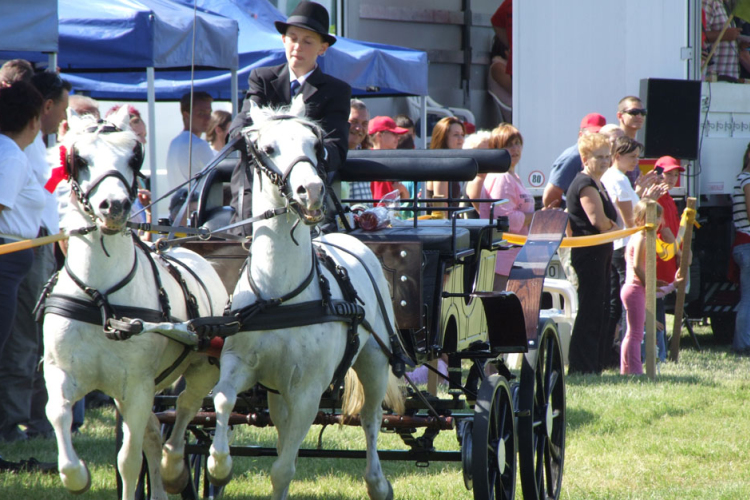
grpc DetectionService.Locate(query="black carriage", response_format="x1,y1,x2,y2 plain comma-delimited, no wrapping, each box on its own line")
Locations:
135,145,567,500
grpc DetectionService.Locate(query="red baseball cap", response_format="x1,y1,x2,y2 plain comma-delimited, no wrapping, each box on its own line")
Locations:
580,113,606,133
369,116,408,135
655,156,685,173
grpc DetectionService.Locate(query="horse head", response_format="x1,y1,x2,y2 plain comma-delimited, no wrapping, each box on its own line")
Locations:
62,107,144,234
243,98,326,225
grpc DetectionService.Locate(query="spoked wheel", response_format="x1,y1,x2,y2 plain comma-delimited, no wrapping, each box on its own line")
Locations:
471,374,517,500
182,434,224,500
517,319,566,500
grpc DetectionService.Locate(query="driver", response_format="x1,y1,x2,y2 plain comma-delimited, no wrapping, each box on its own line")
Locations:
229,1,351,235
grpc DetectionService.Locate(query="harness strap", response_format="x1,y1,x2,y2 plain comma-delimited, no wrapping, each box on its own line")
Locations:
315,240,414,377
154,345,193,386
133,236,172,322
245,242,317,305
161,253,214,316
41,294,179,326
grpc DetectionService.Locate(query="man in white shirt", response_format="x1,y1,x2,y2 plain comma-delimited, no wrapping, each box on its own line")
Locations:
166,92,215,193
0,71,70,443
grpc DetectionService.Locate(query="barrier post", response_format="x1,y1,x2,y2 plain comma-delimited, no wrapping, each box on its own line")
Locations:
669,197,697,362
645,202,657,380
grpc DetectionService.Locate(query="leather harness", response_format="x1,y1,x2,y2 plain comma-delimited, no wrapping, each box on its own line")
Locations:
36,232,215,386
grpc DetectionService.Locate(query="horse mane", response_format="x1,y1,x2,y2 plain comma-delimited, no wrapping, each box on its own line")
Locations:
242,103,325,140
61,114,139,157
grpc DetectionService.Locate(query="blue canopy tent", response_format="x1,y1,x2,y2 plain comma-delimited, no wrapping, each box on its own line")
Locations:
47,0,239,206
0,0,59,69
64,0,428,100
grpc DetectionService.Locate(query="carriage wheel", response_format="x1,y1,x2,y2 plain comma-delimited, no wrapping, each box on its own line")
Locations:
517,319,566,500
184,444,224,499
471,374,516,500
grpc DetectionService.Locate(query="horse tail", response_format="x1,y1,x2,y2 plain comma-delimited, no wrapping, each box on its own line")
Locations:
341,369,405,419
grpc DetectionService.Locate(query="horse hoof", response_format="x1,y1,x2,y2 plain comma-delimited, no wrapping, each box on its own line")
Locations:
162,463,190,494
207,467,233,487
66,461,91,495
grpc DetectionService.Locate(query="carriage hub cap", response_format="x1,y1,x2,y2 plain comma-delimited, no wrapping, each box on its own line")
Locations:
496,437,506,474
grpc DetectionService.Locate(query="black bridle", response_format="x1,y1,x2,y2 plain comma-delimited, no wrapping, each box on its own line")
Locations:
243,115,327,224
67,123,144,226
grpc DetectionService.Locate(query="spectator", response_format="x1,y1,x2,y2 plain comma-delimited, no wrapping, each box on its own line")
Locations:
394,114,416,148
58,95,100,138
543,113,606,290
616,96,647,186
0,81,46,442
368,116,410,201
478,124,535,291
463,130,492,214
647,156,682,361
599,123,625,144
600,137,644,368
732,144,750,355
0,59,34,84
105,105,152,234
542,113,606,210
489,0,512,97
345,99,373,205
166,91,215,192
621,200,673,374
427,116,466,205
228,1,351,235
566,133,620,375
703,0,742,80
206,109,232,153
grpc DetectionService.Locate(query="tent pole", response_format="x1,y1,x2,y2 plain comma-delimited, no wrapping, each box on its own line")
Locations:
48,53,57,72
419,95,427,149
147,67,158,219
231,68,239,116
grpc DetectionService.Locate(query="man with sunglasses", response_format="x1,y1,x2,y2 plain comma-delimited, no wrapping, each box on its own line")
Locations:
617,96,647,186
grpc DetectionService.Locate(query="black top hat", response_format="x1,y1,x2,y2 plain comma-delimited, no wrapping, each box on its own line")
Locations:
274,1,336,46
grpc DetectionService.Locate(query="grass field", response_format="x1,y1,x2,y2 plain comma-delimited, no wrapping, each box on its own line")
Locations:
2,326,749,499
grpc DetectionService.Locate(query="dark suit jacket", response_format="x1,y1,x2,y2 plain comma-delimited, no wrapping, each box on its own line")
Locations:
229,64,351,228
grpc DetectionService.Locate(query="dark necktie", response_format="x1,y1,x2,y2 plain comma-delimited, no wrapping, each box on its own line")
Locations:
290,79,301,97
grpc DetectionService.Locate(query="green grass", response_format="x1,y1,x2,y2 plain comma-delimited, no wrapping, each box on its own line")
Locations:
2,326,750,499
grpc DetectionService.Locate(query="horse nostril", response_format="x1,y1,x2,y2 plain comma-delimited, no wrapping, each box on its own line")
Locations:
296,185,307,197
122,199,132,214
99,199,111,213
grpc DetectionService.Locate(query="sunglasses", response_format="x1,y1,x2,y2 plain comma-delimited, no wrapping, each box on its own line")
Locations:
623,108,647,116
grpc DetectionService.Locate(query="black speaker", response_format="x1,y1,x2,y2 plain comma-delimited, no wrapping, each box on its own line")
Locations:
638,78,701,160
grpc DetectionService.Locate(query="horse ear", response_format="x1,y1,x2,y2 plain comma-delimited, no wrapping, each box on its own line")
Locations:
248,99,264,126
107,105,132,131
290,94,306,118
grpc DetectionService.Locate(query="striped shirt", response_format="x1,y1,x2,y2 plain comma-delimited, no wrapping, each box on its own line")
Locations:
733,171,750,235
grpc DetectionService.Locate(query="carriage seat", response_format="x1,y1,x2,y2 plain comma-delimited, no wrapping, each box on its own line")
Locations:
349,225,471,256
203,206,235,233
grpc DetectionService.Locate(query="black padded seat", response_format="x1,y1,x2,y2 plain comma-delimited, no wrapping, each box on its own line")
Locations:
349,225,471,256
415,219,503,249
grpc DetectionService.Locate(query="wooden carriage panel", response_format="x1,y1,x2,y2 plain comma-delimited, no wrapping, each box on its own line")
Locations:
182,241,247,294
360,239,423,330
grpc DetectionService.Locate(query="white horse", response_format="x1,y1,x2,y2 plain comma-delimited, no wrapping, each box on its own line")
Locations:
41,110,228,500
206,100,404,500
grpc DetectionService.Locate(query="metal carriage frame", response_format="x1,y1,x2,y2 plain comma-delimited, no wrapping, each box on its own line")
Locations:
127,146,567,500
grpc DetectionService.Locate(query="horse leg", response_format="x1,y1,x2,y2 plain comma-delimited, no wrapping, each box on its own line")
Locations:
352,342,393,500
116,387,154,500
142,412,168,500
161,364,218,493
208,353,252,485
269,390,321,500
44,364,90,494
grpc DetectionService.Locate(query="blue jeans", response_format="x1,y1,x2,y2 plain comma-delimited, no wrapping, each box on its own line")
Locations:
733,243,750,351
